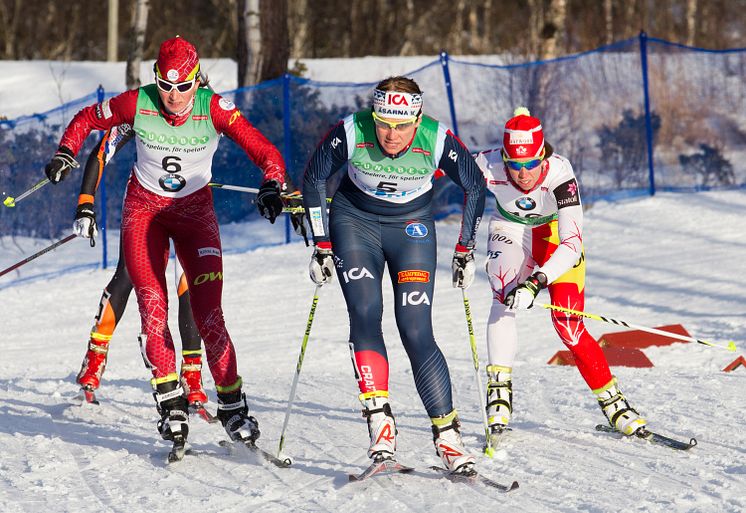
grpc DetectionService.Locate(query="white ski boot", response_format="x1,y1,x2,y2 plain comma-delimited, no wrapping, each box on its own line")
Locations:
595,378,647,436
217,389,260,442
486,364,512,435
431,410,475,473
361,394,397,461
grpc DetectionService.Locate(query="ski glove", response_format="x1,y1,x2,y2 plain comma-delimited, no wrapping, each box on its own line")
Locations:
309,246,334,285
504,272,548,310
73,202,97,246
452,246,476,289
256,180,284,224
45,146,79,184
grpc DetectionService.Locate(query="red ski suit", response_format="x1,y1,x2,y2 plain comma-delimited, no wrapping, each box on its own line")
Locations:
58,88,285,388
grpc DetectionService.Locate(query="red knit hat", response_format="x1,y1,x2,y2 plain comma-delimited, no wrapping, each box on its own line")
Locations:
502,107,552,160
155,36,200,83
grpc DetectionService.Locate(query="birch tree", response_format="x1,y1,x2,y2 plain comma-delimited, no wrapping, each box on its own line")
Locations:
125,0,149,89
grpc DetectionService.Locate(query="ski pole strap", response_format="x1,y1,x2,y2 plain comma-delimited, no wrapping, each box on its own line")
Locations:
0,233,77,278
3,177,51,208
538,303,737,352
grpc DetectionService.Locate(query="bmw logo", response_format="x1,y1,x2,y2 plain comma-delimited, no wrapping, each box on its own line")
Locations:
515,197,536,211
405,223,428,238
159,173,186,192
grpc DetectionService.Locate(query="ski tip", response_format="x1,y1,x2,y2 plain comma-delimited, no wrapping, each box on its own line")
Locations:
508,480,520,491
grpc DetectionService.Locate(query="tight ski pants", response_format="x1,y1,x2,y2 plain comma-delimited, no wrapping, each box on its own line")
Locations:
330,194,454,417
121,177,238,388
485,218,612,390
87,233,201,352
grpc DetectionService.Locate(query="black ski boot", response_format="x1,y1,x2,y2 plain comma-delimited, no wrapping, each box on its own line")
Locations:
154,380,189,462
217,390,260,443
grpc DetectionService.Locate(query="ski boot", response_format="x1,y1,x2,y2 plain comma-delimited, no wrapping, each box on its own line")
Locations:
485,364,512,439
180,351,208,406
595,378,647,436
153,379,190,462
217,387,260,443
76,336,110,403
431,410,476,474
361,394,397,462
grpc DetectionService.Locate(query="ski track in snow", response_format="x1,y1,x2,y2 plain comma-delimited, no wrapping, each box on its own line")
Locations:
1,191,746,512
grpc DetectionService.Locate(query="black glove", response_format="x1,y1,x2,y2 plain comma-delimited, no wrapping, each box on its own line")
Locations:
504,272,548,310
73,202,97,247
45,146,79,184
256,180,284,224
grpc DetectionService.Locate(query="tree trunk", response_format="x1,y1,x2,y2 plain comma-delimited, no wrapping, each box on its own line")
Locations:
258,0,288,81
604,0,613,45
289,0,308,58
686,0,698,46
125,0,149,89
0,0,22,59
540,0,567,60
237,0,262,86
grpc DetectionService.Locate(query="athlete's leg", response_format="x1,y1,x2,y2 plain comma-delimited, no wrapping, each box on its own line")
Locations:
485,218,533,368
121,180,177,382
168,187,238,392
173,253,207,405
329,204,388,396
77,237,135,390
383,217,454,418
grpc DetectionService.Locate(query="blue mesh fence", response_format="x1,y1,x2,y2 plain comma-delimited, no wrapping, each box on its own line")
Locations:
1,33,744,285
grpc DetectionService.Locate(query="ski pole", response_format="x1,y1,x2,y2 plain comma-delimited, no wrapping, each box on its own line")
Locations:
0,234,77,278
461,288,494,457
538,303,737,352
3,178,50,208
277,284,322,463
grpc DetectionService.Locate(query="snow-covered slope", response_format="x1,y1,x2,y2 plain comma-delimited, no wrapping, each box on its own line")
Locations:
1,190,744,512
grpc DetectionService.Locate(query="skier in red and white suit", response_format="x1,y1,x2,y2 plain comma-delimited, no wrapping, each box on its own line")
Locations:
475,107,648,443
43,36,287,448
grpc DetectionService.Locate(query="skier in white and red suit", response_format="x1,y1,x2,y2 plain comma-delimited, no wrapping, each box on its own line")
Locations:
42,36,287,448
475,107,649,445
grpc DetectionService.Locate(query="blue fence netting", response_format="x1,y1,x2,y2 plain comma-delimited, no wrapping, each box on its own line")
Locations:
1,32,744,285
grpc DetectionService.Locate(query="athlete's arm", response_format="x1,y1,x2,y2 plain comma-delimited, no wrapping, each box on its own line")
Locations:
210,94,286,187
77,125,134,207
59,90,139,156
437,131,486,249
301,121,348,247
537,175,585,283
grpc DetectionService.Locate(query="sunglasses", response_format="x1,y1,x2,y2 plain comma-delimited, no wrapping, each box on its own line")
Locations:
156,77,197,93
504,158,543,171
372,111,418,131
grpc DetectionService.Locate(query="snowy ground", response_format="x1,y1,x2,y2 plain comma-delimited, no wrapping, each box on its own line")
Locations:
1,190,745,512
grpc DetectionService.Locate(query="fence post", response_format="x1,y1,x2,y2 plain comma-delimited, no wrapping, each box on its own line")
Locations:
638,31,656,196
283,74,292,244
97,84,109,268
439,51,459,137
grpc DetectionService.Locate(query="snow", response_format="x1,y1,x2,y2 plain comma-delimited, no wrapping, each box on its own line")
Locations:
1,58,745,512
1,190,745,512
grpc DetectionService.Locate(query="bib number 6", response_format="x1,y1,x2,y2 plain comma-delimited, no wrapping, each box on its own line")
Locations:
162,155,182,173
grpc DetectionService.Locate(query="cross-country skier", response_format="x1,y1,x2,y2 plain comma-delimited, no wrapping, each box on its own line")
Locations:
475,107,648,446
72,124,208,411
43,36,287,454
302,76,486,474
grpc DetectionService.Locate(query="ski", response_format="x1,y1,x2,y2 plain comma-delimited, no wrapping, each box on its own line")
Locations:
218,439,292,468
595,424,697,451
348,458,414,482
429,465,519,492
189,403,219,424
